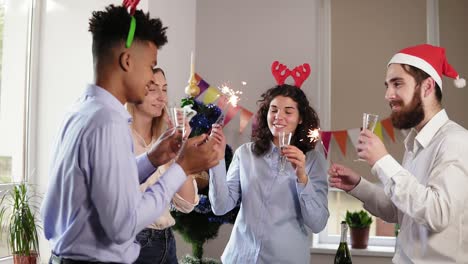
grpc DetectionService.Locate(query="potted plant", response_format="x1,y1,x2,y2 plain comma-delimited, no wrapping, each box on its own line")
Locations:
0,183,40,264
345,210,373,249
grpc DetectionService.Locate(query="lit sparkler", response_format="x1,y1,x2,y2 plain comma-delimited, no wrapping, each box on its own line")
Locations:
307,128,330,159
214,84,242,125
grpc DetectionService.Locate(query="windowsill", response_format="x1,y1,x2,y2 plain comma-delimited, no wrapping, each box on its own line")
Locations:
311,243,394,257
0,256,13,264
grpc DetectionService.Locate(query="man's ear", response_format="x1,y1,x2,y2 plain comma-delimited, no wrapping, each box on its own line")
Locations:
119,51,131,72
422,77,436,97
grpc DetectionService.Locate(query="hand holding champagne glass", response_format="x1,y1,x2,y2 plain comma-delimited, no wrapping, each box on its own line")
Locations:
355,113,379,162
279,131,292,172
168,106,186,138
363,113,379,132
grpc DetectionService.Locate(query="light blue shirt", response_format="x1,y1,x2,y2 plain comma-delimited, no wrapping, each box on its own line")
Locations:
41,84,187,263
209,142,329,264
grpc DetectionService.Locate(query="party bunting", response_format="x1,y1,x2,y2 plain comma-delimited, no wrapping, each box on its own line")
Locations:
194,73,201,83
202,87,220,105
320,131,332,159
195,73,255,130
347,128,361,151
239,109,254,134
193,73,401,160
374,122,383,141
381,118,396,142
216,95,241,126
333,130,348,156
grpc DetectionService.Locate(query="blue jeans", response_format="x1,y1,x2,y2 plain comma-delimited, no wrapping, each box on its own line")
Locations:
134,228,178,264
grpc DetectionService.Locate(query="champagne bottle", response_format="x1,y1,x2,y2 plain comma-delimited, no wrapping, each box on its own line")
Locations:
334,221,352,264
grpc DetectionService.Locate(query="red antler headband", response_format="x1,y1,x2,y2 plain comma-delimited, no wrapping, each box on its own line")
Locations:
123,0,141,48
271,61,311,88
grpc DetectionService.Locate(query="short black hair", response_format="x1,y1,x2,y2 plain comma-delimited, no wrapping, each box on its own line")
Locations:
153,67,165,76
88,4,168,61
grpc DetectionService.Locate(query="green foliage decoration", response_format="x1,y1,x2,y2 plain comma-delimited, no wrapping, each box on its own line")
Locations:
0,183,41,256
345,210,373,229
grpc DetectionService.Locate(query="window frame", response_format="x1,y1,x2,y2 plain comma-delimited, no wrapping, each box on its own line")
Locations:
0,0,37,260
312,188,396,250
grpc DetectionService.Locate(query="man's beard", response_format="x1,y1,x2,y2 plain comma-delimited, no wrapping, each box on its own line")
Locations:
390,87,425,129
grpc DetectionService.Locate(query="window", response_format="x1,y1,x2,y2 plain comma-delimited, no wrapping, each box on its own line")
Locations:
315,188,396,248
0,0,35,259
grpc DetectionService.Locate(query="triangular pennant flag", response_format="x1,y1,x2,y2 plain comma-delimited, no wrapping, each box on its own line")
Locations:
347,128,361,150
195,73,202,83
202,87,220,104
239,108,254,134
333,130,348,156
251,114,258,134
223,105,241,126
320,131,332,159
381,118,396,142
374,121,383,141
196,79,210,96
216,95,228,109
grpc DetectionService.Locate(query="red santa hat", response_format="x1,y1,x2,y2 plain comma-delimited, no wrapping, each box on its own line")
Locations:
387,44,466,90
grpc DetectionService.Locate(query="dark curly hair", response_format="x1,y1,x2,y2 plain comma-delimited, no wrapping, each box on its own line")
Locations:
251,84,320,156
88,4,168,61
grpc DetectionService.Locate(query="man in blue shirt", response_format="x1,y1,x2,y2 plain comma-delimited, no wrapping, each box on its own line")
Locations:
41,5,220,263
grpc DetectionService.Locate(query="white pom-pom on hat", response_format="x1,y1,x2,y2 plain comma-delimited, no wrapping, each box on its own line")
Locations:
454,76,466,88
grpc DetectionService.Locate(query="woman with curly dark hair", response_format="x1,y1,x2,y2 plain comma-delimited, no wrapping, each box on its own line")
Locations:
208,79,329,263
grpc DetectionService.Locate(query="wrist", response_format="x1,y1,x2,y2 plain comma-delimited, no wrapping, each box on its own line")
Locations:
175,158,192,176
297,174,308,184
352,176,362,190
146,151,159,167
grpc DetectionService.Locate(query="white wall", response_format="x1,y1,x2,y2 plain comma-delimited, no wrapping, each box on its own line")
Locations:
195,0,324,148
148,1,196,105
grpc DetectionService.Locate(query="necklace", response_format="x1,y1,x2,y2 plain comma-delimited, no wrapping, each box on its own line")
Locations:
132,128,153,148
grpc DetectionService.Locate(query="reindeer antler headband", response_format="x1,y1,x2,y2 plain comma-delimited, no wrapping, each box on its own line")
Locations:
271,61,311,88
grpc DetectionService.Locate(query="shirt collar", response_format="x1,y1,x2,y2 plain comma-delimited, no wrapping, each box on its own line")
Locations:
404,109,448,151
84,84,132,124
266,141,279,155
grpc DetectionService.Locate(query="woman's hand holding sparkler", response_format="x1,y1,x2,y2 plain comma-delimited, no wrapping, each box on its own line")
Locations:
209,124,226,161
214,84,242,125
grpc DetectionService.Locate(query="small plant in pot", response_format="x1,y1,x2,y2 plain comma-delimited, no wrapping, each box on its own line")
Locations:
0,183,41,264
345,210,373,249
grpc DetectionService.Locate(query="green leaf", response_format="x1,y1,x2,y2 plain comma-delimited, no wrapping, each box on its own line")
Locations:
0,183,41,256
345,210,373,228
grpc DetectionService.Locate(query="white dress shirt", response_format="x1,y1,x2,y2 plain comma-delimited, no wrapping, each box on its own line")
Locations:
350,109,468,263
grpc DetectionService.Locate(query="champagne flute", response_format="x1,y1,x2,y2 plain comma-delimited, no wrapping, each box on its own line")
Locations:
355,113,379,162
279,131,292,173
167,105,187,139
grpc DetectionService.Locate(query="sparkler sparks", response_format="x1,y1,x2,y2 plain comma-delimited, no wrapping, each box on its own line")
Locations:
307,128,330,159
214,84,243,125
307,128,321,143
219,84,242,107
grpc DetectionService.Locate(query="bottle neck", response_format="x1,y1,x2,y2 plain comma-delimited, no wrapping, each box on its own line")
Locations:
340,223,348,243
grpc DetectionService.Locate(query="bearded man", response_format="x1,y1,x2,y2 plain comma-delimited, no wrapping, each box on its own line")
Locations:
328,44,468,263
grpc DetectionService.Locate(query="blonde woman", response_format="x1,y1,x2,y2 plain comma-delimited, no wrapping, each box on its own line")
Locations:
127,68,199,264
